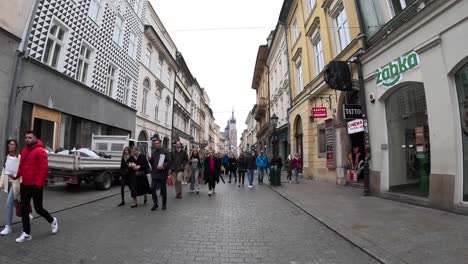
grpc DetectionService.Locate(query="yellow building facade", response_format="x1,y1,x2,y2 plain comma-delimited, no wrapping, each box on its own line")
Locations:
282,0,364,184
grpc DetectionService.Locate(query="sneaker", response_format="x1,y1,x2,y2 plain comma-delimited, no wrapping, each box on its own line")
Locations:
196,190,199,194
161,205,167,210
15,232,32,243
151,204,158,211
51,217,58,234
248,185,253,188
208,190,212,196
0,225,12,236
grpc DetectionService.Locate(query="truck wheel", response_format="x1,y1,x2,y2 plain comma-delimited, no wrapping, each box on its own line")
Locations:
95,172,112,190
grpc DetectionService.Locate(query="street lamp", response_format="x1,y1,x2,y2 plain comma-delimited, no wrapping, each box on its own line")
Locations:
271,114,279,160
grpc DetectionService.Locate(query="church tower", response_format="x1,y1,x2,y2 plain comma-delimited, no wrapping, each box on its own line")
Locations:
227,109,238,155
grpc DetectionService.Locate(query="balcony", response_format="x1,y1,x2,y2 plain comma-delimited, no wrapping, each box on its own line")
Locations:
254,97,267,122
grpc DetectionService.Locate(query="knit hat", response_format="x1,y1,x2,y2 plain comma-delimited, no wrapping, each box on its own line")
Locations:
150,134,161,142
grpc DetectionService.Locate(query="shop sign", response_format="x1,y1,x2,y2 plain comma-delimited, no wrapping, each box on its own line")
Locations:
343,104,362,120
376,51,420,88
325,119,335,168
347,119,364,134
312,107,327,118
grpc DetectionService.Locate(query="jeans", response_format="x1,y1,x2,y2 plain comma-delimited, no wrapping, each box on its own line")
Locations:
294,168,299,182
258,168,265,183
190,168,200,191
247,169,254,186
151,179,167,206
20,184,54,235
5,184,14,226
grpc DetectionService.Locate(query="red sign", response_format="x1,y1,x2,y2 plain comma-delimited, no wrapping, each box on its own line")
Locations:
312,107,327,118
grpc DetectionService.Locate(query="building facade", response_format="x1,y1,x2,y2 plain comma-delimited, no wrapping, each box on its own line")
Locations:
266,23,291,163
357,0,468,212
190,79,202,149
9,0,147,151
136,1,176,152
281,0,364,185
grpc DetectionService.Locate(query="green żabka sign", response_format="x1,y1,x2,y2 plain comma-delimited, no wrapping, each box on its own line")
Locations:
376,51,420,88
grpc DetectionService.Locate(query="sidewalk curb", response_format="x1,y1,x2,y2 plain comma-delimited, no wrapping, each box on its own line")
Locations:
265,183,407,264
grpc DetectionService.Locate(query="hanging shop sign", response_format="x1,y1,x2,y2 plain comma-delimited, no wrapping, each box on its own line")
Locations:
376,51,420,88
312,107,327,118
343,104,362,120
325,119,335,168
347,119,364,134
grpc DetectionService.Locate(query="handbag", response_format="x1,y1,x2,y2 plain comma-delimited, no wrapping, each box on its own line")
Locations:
15,200,32,217
167,177,173,186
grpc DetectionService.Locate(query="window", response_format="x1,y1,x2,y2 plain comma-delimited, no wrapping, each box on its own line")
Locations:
390,0,414,15
88,0,102,22
156,59,163,79
313,36,324,74
113,15,125,46
166,69,172,87
144,44,152,68
105,65,117,97
156,87,162,98
165,96,171,124
123,76,131,105
133,0,142,14
43,23,66,68
76,44,92,83
334,7,351,53
292,17,299,42
308,0,316,13
128,32,136,59
295,58,303,94
455,63,468,201
142,84,149,114
155,99,160,121
318,124,326,157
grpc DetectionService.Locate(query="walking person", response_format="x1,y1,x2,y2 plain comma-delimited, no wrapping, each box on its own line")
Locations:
221,152,229,176
127,147,151,208
13,131,58,243
237,152,247,187
171,141,188,199
285,155,293,183
246,151,256,188
255,151,268,185
203,149,220,196
292,153,302,183
148,134,171,211
117,147,131,206
188,149,202,194
276,155,283,172
0,140,33,236
228,154,238,183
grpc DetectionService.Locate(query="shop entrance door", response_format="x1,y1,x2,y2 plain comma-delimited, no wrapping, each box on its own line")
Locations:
33,118,55,151
32,105,61,151
386,84,430,197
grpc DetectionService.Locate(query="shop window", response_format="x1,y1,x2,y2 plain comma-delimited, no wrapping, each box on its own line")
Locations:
318,123,326,158
455,63,468,201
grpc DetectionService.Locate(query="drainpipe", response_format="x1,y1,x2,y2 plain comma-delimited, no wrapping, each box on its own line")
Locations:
5,0,40,141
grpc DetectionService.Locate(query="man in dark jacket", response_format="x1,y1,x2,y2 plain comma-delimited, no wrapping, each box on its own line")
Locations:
203,149,221,196
246,151,256,188
14,131,58,243
171,141,188,199
149,134,171,211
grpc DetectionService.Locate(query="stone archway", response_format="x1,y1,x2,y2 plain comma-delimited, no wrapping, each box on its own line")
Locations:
138,130,148,142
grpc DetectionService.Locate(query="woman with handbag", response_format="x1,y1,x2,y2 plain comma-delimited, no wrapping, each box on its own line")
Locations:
117,147,131,206
0,140,33,236
127,147,151,208
188,149,202,194
292,153,302,184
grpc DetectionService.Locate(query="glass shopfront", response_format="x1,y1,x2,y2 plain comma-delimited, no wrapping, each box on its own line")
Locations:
454,63,468,201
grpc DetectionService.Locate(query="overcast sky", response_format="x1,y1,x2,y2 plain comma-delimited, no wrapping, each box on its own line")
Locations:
150,0,283,142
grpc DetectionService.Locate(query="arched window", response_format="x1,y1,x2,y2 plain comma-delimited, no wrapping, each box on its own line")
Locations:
143,78,150,90
142,78,150,114
144,44,152,68
165,95,171,105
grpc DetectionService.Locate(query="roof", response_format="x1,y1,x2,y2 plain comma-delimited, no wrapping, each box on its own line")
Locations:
251,45,268,90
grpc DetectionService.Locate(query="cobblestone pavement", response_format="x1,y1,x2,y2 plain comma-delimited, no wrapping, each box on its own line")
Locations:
0,179,378,264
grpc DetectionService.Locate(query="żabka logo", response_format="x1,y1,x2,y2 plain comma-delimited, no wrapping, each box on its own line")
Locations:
376,52,420,88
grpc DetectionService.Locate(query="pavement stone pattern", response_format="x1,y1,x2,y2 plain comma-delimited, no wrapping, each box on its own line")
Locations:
0,176,377,264
269,172,468,264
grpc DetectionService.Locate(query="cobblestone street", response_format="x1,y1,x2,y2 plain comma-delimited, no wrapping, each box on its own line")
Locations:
0,180,378,264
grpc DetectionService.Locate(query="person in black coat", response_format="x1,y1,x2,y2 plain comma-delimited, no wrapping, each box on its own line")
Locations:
237,153,247,187
118,146,132,206
148,134,171,211
127,147,151,208
203,149,221,196
228,154,238,183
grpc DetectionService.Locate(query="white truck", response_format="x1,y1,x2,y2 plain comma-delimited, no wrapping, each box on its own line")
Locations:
47,134,148,190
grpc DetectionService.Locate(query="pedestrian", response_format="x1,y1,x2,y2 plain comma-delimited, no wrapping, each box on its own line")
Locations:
246,151,256,188
237,152,247,187
203,149,221,196
117,146,131,206
13,131,58,243
221,152,229,175
276,155,283,172
188,148,202,194
148,134,171,211
0,139,33,236
171,141,188,199
228,154,238,183
285,155,293,183
127,147,151,208
292,153,302,183
255,151,268,185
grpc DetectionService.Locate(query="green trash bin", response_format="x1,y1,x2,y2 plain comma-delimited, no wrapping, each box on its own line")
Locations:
269,166,281,186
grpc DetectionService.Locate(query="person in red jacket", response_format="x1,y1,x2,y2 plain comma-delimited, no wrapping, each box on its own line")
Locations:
13,131,58,243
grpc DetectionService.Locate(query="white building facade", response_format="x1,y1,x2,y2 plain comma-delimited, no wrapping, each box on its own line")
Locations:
190,80,202,149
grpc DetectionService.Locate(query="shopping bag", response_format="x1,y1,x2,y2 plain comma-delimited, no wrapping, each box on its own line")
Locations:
15,201,32,217
167,177,173,186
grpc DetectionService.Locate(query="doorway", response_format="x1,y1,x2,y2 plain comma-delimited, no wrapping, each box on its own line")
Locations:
33,118,55,151
386,84,430,197
31,105,61,151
